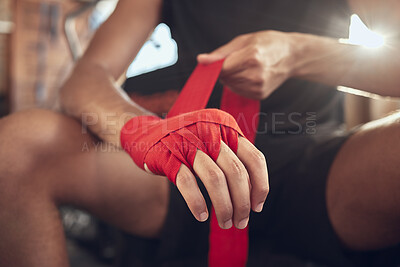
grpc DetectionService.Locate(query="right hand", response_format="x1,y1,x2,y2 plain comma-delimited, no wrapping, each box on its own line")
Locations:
122,109,269,230
171,136,269,230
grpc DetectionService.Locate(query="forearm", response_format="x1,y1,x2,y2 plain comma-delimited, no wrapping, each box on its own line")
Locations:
59,0,161,146
291,33,400,97
60,60,152,147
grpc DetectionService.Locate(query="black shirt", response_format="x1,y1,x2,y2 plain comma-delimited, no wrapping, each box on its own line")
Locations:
125,0,352,173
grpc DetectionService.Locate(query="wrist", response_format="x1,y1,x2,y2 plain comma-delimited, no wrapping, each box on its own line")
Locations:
289,33,344,79
120,115,161,156
289,33,323,78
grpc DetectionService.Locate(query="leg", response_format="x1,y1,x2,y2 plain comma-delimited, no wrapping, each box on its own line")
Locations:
0,109,169,267
327,112,400,251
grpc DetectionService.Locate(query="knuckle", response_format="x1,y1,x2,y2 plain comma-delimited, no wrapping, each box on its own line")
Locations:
257,184,270,197
246,34,258,45
250,148,266,165
219,205,234,221
250,46,262,57
246,49,262,67
177,172,193,187
227,159,248,181
237,202,251,215
251,72,265,86
206,169,225,186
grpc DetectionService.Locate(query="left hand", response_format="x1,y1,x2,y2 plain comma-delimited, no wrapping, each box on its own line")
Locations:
198,30,299,100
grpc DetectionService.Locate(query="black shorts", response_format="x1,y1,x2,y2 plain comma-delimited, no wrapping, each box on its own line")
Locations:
118,132,400,267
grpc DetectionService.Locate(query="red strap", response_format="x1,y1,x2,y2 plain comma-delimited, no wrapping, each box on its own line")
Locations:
221,89,260,142
121,109,243,184
168,60,260,267
167,60,224,117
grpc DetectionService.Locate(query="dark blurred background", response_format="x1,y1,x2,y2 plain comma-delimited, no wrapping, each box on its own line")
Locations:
0,1,399,266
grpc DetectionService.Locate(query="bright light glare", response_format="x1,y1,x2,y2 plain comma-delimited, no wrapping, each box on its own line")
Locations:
126,24,178,78
338,14,388,97
345,14,385,48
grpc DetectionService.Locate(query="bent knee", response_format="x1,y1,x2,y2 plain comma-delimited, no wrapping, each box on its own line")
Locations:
1,109,91,151
0,109,93,183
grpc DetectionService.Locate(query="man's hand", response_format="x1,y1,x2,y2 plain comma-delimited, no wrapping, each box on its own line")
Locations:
121,109,269,230
175,136,269,230
60,0,162,146
198,31,299,100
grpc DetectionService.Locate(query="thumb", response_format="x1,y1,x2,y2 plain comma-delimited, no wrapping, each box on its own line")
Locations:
197,53,225,65
197,37,244,65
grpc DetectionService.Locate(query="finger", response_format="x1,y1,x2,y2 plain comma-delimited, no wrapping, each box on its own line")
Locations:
220,70,264,99
176,164,209,222
221,46,261,78
236,137,269,213
197,53,225,65
197,35,247,64
193,150,233,229
220,54,266,99
216,141,251,229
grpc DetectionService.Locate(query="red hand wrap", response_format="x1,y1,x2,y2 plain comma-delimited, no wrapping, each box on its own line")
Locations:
121,60,260,267
121,109,244,184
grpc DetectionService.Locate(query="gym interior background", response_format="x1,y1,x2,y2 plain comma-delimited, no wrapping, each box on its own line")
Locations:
0,0,399,266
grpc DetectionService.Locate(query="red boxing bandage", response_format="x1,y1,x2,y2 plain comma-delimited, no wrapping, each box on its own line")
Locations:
120,109,244,184
121,60,260,267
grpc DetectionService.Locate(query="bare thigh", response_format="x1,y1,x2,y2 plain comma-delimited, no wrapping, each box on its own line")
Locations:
327,112,400,251
0,109,169,238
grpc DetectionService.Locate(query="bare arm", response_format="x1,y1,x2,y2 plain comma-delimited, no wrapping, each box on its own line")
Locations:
198,0,400,99
293,0,400,97
348,0,400,33
60,0,162,146
59,0,269,228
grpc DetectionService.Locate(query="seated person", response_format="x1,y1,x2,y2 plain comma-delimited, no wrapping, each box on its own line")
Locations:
0,0,399,266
